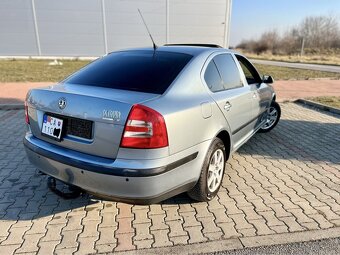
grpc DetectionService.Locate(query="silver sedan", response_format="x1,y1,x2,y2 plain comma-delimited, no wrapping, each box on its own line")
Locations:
24,45,281,204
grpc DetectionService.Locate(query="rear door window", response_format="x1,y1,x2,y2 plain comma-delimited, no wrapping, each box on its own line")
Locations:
64,51,193,94
213,54,243,90
204,61,224,92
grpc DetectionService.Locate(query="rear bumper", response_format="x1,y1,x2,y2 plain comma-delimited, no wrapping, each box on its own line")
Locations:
24,134,209,204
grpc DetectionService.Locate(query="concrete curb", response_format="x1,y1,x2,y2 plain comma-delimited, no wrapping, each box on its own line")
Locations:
0,104,24,110
295,99,340,115
116,227,340,254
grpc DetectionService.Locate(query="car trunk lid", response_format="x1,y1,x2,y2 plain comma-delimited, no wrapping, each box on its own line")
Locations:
26,83,160,159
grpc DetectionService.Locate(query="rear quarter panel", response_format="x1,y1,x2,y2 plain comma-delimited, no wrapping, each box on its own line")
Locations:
143,52,232,156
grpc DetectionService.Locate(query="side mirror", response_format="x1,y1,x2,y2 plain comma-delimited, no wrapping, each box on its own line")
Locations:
263,75,274,84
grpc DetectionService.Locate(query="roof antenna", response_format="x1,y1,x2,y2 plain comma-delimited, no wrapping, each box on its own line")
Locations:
138,8,157,51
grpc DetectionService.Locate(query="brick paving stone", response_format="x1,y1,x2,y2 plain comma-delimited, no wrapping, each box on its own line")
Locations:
238,227,257,237
287,208,315,224
198,217,221,234
211,208,233,223
178,204,195,213
164,206,182,222
116,204,133,219
270,225,289,234
74,236,97,255
62,215,84,232
248,218,275,235
218,222,241,239
149,204,164,215
133,208,151,224
115,233,136,251
41,224,64,242
170,235,189,245
96,226,117,246
37,240,60,255
0,103,339,253
56,229,82,250
268,203,292,218
258,211,285,227
229,213,253,230
185,226,207,244
16,233,43,253
134,239,154,249
207,198,225,210
149,213,168,231
308,214,334,229
80,219,100,238
315,206,340,221
151,229,173,247
2,226,30,245
95,244,115,254
300,221,320,230
279,216,306,232
166,220,187,237
192,203,212,218
330,219,340,227
181,211,201,228
116,217,134,234
99,213,117,228
205,231,223,241
240,206,263,221
0,244,21,254
294,200,319,215
133,223,153,241
0,220,15,240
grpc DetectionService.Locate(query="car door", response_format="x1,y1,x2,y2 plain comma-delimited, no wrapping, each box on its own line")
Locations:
203,53,254,148
235,54,272,130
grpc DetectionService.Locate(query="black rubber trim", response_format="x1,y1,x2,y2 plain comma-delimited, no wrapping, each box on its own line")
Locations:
23,138,198,177
232,110,267,135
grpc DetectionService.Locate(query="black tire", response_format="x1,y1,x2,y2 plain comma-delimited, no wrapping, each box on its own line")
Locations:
258,101,281,133
188,137,226,202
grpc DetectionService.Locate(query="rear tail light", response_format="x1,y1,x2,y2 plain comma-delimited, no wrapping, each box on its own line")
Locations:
25,101,30,124
120,104,168,149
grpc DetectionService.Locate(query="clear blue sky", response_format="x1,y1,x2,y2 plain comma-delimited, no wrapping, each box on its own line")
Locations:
230,0,340,46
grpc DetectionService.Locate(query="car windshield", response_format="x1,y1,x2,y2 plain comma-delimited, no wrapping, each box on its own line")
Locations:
64,50,193,94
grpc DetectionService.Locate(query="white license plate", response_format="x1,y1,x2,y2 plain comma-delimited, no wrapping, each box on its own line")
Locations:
42,115,64,140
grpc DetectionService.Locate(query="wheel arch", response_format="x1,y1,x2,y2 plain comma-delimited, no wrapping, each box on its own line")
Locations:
216,130,232,160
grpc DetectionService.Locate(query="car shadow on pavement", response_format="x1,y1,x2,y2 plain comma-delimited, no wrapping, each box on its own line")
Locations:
0,172,98,221
238,119,340,164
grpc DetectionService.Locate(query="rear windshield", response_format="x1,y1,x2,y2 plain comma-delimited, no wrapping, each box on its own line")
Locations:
64,50,193,94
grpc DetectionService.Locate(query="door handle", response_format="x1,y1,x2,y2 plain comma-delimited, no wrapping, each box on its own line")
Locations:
224,101,232,111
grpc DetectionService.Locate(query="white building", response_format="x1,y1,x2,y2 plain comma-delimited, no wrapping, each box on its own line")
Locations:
0,0,232,57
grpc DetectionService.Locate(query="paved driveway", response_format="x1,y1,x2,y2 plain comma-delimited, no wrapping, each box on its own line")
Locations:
0,103,339,254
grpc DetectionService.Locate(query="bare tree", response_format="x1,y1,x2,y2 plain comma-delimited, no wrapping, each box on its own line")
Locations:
236,14,340,55
299,15,340,48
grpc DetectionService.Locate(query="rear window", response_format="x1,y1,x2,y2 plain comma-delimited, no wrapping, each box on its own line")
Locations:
64,50,193,94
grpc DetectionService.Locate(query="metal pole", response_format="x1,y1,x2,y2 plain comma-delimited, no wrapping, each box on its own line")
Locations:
166,0,169,44
300,37,305,56
31,0,41,55
223,0,232,48
101,0,108,54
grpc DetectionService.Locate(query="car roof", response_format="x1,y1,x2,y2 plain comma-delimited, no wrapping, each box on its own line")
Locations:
111,45,236,57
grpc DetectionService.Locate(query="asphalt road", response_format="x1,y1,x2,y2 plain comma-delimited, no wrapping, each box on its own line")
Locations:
208,238,340,255
251,59,340,73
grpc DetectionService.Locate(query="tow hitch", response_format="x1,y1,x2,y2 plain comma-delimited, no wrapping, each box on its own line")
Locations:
47,177,83,199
